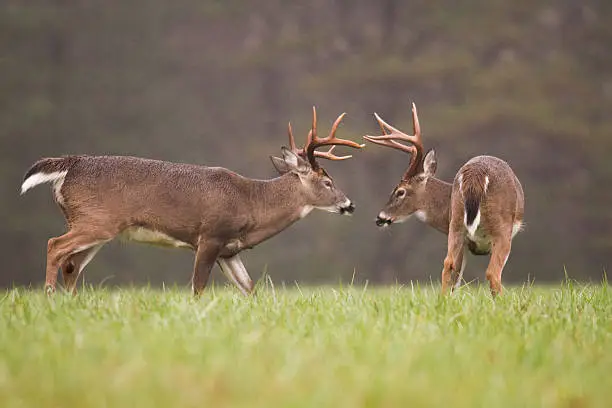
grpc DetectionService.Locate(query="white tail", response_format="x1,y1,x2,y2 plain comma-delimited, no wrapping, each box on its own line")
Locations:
22,108,363,296
364,103,524,296
21,171,67,195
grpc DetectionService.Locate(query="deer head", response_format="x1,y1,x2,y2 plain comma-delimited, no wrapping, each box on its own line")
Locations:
364,103,437,226
270,107,364,215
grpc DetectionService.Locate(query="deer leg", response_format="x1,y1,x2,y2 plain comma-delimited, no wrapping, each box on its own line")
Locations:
192,240,221,296
217,259,245,295
61,243,105,295
46,231,110,295
441,231,465,295
61,254,83,295
450,249,467,292
218,254,254,296
485,236,512,297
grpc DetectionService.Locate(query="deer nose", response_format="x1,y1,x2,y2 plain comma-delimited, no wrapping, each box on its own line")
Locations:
376,212,393,227
340,201,355,215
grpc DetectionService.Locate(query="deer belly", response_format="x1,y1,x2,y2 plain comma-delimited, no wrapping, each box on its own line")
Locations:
120,227,193,249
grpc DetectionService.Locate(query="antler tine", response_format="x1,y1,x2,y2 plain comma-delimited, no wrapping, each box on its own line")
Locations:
362,103,424,179
328,112,347,140
366,113,420,145
287,122,297,151
305,111,364,168
314,145,353,161
311,106,317,141
377,112,389,136
411,102,422,145
363,134,416,155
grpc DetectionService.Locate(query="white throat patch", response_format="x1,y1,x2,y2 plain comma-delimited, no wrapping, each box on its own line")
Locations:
415,210,428,222
299,205,314,218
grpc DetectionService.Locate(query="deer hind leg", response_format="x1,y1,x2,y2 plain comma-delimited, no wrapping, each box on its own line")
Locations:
217,254,254,296
61,243,105,295
46,230,111,295
441,231,465,294
451,249,467,292
484,235,512,297
192,239,222,297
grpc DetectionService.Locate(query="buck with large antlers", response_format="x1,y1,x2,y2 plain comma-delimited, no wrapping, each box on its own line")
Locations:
21,107,362,296
364,103,524,296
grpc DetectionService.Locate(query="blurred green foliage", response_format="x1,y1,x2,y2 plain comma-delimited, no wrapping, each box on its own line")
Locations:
1,0,610,287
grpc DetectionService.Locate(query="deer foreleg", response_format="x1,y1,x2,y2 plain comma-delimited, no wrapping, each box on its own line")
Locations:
46,231,110,295
192,239,222,296
61,243,105,295
217,254,254,296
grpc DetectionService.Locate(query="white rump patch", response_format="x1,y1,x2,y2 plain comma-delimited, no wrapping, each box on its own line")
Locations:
465,209,481,239
120,227,192,249
484,175,490,194
20,171,68,203
299,205,314,218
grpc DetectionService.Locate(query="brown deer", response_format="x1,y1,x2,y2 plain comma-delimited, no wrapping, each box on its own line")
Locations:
363,103,524,296
21,107,363,296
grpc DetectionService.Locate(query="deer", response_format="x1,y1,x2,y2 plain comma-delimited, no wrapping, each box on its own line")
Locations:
363,103,524,296
20,107,363,296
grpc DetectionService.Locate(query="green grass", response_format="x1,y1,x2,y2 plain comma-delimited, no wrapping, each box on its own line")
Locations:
0,283,611,407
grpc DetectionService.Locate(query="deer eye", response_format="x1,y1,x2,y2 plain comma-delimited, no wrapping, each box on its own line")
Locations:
396,189,406,198
323,180,333,189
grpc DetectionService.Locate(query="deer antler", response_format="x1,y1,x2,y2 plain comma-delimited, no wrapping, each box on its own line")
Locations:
304,107,364,169
286,107,364,168
363,102,423,180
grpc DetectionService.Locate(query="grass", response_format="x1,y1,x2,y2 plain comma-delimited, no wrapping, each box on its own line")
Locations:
0,282,611,407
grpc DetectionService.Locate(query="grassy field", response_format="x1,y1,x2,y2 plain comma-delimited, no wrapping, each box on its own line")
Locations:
0,282,610,407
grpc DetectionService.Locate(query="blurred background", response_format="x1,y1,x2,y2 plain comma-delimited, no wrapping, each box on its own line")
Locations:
1,0,610,289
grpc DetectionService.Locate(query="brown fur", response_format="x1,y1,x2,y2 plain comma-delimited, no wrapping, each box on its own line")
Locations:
444,156,524,296
22,152,356,296
367,105,524,297
459,164,487,226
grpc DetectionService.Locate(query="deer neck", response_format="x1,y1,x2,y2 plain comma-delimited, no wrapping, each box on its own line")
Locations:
419,177,452,234
242,173,310,246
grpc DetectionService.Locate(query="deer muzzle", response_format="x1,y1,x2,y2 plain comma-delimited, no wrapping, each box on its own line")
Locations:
340,201,355,215
375,212,393,227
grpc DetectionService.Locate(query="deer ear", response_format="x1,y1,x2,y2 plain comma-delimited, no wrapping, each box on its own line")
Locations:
280,147,310,174
423,149,437,176
270,156,291,174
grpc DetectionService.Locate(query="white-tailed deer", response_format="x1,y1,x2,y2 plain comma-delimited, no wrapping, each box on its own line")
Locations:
364,103,524,296
21,107,363,296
